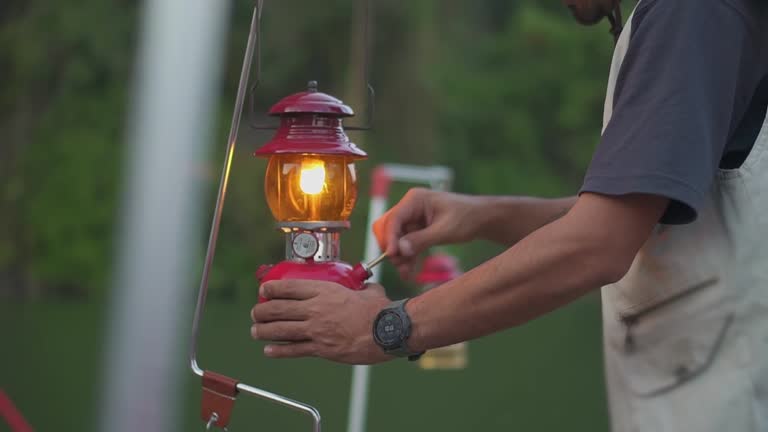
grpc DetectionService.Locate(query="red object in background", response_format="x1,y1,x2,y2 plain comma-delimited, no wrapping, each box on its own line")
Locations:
0,390,33,432
415,253,463,285
254,82,367,159
370,166,392,198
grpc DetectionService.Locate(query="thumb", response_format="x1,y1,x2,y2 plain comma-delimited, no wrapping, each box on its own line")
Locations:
399,224,444,257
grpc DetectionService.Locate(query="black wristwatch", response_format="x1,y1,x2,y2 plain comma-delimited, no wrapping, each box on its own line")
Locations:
372,299,424,361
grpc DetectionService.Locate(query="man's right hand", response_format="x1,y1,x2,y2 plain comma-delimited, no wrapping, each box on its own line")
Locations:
372,188,482,279
372,189,578,279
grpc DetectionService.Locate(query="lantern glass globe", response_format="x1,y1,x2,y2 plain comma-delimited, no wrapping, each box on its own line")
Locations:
264,154,358,222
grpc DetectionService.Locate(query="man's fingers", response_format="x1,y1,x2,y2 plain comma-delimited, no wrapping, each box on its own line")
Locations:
373,189,430,258
397,263,414,281
260,280,322,300
398,222,444,258
372,217,391,254
251,321,309,342
385,213,404,258
387,254,413,267
251,300,308,322
264,342,317,358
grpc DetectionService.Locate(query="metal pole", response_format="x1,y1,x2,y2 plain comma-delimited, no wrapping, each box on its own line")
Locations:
186,3,322,430
97,0,229,431
346,164,453,432
190,2,262,378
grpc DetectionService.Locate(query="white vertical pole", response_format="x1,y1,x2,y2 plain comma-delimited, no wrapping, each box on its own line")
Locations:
347,195,388,432
347,165,453,432
97,0,229,431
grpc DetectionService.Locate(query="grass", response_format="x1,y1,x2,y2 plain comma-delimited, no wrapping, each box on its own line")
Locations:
0,294,608,431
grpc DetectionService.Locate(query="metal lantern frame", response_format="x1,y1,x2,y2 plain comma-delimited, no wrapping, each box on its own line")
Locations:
188,1,373,430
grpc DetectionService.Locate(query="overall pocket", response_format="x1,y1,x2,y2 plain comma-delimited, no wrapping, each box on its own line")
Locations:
605,275,734,396
602,200,738,396
620,277,720,355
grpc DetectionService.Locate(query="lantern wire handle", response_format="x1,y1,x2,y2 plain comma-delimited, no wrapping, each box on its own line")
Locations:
344,0,375,131
247,0,265,128
189,3,322,432
248,0,375,130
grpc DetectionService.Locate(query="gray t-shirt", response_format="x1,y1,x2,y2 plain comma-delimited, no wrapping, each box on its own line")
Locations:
580,0,768,224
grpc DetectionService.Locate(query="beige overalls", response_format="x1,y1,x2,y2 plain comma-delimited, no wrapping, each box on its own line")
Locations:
601,5,768,431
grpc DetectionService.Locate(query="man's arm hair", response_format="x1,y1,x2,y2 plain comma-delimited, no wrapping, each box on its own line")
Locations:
472,196,578,247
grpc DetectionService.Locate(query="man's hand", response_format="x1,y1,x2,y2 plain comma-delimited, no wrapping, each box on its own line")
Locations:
250,280,393,365
373,188,577,279
373,188,482,278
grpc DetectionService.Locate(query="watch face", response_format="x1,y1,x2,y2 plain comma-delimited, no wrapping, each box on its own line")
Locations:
375,311,405,348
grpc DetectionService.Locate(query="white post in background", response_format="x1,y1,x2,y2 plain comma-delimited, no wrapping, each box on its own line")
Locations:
98,1,229,431
346,164,453,432
346,191,388,432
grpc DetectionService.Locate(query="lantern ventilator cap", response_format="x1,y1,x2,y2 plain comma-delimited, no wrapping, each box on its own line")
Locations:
254,81,367,158
268,81,355,117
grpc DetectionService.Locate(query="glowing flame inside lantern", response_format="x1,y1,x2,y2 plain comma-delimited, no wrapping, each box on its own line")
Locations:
299,161,326,195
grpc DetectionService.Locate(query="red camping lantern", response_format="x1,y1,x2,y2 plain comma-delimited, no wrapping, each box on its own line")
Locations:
254,81,378,300
188,1,379,430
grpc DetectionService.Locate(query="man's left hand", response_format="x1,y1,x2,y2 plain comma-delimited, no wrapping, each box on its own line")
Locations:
250,280,393,365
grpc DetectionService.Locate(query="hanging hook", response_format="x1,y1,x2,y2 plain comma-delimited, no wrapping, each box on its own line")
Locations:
345,0,375,130
248,0,266,129
205,412,218,429
206,412,229,431
248,0,375,130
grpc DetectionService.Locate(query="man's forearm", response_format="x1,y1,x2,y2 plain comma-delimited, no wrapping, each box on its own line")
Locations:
404,193,661,352
471,195,577,247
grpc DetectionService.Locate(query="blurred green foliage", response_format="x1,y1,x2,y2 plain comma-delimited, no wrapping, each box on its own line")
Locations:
1,1,623,430
1,0,134,297
0,0,615,298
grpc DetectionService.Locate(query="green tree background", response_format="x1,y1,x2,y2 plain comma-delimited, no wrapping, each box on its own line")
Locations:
0,1,623,430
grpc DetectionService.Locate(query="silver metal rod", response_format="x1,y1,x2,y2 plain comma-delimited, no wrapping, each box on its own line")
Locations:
187,4,322,431
365,252,388,270
189,4,260,377
380,164,453,191
238,383,322,432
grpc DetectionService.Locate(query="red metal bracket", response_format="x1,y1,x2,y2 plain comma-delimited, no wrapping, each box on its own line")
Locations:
201,371,239,429
0,390,33,432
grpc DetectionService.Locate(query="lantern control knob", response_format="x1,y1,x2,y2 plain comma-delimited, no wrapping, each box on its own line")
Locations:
292,233,320,259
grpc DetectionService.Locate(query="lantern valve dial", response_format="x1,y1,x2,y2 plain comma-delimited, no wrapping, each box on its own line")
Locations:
292,233,320,259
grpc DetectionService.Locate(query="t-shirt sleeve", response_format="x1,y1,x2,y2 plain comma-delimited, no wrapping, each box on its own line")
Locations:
580,0,756,224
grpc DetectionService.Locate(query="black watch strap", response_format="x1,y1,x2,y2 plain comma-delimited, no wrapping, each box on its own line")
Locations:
373,298,424,361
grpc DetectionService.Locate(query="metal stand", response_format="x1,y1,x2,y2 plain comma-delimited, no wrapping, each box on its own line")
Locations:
346,164,453,432
188,3,321,430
